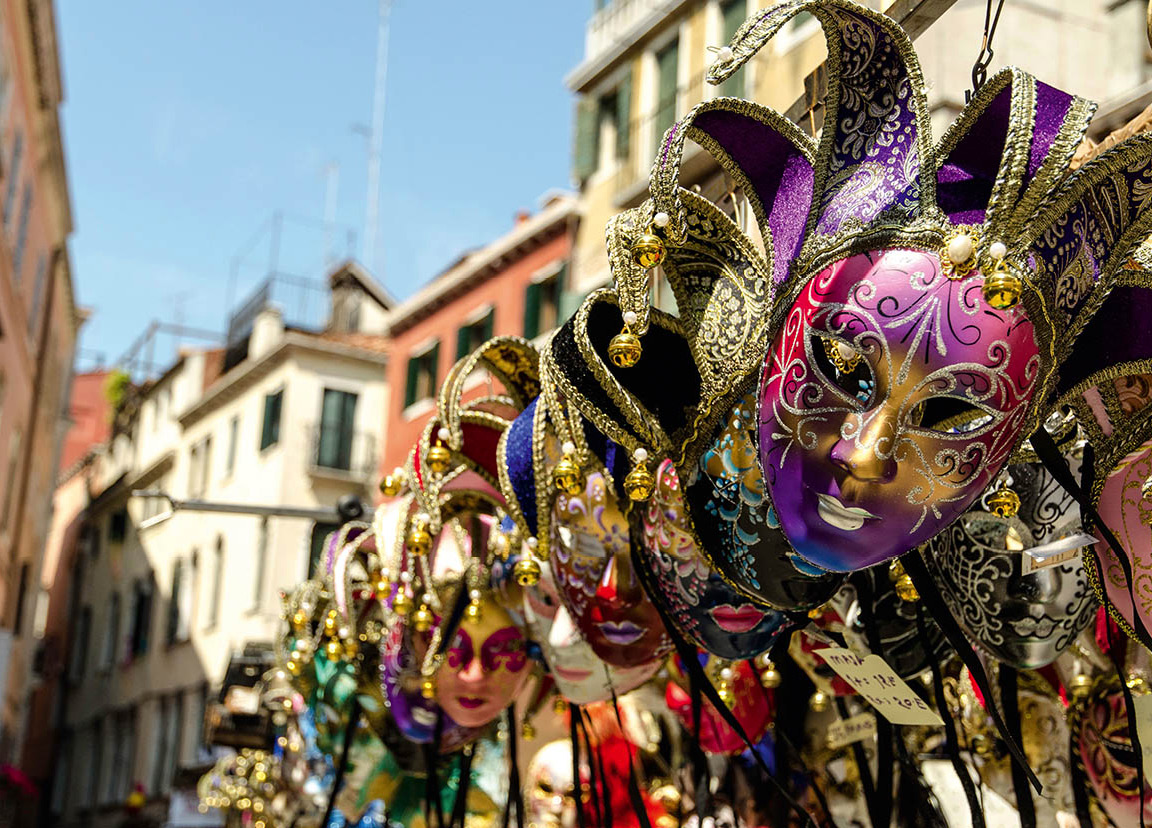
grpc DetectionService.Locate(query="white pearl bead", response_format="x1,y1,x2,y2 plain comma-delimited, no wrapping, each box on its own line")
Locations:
400,571,413,583
717,46,733,62
633,447,649,462
562,441,576,455
527,537,538,549
989,241,1007,261
392,466,404,476
653,211,670,228
835,340,856,363
719,667,733,680
338,626,350,638
947,233,974,265
469,589,481,601
623,310,638,326
421,593,432,603
437,427,450,441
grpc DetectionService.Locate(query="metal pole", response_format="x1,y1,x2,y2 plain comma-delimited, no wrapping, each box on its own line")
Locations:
363,0,392,277
131,490,373,524
324,162,340,268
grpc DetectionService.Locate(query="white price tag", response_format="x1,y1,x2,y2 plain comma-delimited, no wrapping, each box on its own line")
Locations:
814,647,943,726
827,712,878,750
1021,532,1097,575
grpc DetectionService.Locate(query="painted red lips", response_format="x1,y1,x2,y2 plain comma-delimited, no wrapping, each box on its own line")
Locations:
708,603,767,634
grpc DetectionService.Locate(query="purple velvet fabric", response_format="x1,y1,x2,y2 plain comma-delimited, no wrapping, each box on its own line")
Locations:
693,109,814,286
1058,286,1152,395
937,84,1011,224
1029,82,1075,181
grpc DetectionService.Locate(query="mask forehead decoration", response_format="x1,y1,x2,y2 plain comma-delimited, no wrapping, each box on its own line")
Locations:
546,0,1152,592
923,459,1098,668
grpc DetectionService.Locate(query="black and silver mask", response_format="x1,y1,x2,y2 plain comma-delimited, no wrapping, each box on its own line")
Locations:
923,460,1098,669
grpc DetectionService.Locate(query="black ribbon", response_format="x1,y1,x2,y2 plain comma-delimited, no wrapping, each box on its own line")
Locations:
570,705,588,828
1070,726,1093,827
905,550,1041,793
917,603,985,828
997,666,1036,828
580,709,613,828
575,710,604,828
451,744,475,828
609,691,654,828
854,572,894,825
321,695,362,828
501,705,525,828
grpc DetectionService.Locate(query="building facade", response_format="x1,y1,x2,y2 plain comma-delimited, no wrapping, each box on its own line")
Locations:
0,0,79,788
49,265,390,828
379,195,577,475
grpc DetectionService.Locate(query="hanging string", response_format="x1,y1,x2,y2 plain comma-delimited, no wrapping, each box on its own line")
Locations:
570,706,589,828
320,696,362,828
969,0,1008,99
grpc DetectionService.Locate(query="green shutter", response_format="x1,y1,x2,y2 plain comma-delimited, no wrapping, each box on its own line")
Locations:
405,357,419,407
654,42,678,155
456,325,471,360
482,310,494,341
573,97,599,182
427,343,439,395
615,67,632,161
719,1,746,98
524,282,542,339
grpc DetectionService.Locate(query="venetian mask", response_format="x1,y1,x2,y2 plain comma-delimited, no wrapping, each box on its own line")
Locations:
1074,674,1152,827
664,656,773,755
551,471,672,667
521,556,660,705
435,594,530,729
758,250,1040,573
525,740,579,828
924,460,1097,668
638,458,788,659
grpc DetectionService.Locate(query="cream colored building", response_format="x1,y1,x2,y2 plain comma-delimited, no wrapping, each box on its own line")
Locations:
565,0,1152,300
52,263,391,827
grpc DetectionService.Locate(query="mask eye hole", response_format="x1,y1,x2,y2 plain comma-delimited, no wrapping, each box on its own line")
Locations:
908,396,994,434
810,334,874,406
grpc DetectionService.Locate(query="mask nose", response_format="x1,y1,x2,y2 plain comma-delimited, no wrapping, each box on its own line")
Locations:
1008,566,1060,603
458,654,485,684
548,605,582,650
594,549,640,609
831,406,898,483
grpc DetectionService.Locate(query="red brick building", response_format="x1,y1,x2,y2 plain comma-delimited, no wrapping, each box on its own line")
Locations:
380,194,578,475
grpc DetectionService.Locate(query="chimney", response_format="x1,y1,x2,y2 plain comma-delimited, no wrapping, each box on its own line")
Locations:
250,305,285,361
515,209,530,225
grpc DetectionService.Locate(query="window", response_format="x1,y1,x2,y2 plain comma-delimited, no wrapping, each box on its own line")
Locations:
251,518,268,610
109,710,135,802
3,129,20,226
12,182,32,277
573,71,631,181
27,253,46,336
653,38,679,155
259,389,283,450
109,508,128,543
152,697,170,794
163,692,185,787
225,415,239,475
69,605,91,681
0,429,21,531
85,719,102,809
166,559,190,645
128,579,152,657
719,1,747,97
456,309,494,360
50,731,71,814
404,342,439,408
347,298,362,332
188,436,211,496
316,388,357,471
206,537,223,629
196,683,212,761
11,562,28,635
308,521,339,579
524,265,566,339
100,592,121,672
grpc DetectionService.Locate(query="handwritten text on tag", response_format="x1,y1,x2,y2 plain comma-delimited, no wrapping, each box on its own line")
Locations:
815,647,943,726
827,713,878,750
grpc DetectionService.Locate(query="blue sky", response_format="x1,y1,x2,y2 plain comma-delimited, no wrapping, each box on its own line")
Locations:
57,2,589,367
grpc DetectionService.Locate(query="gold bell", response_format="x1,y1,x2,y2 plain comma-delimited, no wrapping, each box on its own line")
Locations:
291,610,307,630
427,442,451,476
325,639,343,660
286,659,301,676
490,530,511,560
552,695,568,714
379,467,405,497
759,662,782,689
986,486,1021,518
809,690,830,712
464,590,484,625
888,559,920,602
392,589,413,617
521,720,536,741
406,518,432,557
420,677,436,699
1068,673,1093,699
631,233,666,269
716,681,736,708
624,447,654,501
412,603,434,633
552,448,585,496
514,557,541,587
982,261,1023,310
608,326,643,368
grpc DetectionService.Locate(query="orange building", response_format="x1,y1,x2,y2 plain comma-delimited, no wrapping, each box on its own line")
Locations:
379,194,578,475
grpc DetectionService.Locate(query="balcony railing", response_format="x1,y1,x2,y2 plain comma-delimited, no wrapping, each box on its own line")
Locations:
584,0,683,67
307,423,377,478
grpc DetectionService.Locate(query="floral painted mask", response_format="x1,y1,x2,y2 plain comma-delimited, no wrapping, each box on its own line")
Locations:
522,557,660,705
924,459,1097,668
665,656,773,755
551,471,672,667
638,458,789,659
435,595,530,729
759,250,1041,572
1073,674,1152,827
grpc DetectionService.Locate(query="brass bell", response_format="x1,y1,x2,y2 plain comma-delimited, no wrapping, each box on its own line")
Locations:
374,577,390,600
982,265,1023,310
392,590,413,617
986,486,1021,518
1068,673,1093,699
809,690,830,712
552,451,585,496
514,557,541,587
759,660,782,689
379,468,405,497
420,677,436,699
521,720,536,740
406,519,432,557
553,695,568,714
427,441,451,476
894,574,920,603
325,639,343,660
291,610,307,630
490,530,511,561
464,590,484,625
631,233,666,269
412,604,434,633
608,328,643,368
716,681,735,708
286,659,301,676
624,447,654,501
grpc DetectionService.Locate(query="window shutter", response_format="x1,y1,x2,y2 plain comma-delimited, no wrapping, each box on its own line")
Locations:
573,97,599,182
524,281,542,339
405,356,419,407
456,325,471,360
482,310,494,341
615,67,632,161
427,342,439,392
654,43,678,155
719,1,747,97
